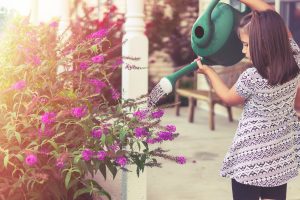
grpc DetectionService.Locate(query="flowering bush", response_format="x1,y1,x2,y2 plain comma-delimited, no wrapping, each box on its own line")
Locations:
0,16,185,200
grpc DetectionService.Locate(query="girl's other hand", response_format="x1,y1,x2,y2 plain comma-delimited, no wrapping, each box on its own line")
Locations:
195,57,211,74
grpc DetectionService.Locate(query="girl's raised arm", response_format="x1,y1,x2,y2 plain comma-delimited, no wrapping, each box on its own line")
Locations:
240,0,293,38
240,0,274,11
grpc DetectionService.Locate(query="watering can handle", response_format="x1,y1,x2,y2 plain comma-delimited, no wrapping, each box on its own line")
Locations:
197,0,220,47
241,3,252,15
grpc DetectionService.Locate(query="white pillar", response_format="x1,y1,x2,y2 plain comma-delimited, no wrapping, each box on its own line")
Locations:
29,0,70,33
29,0,39,25
58,0,70,34
122,0,148,200
275,0,281,13
122,0,148,99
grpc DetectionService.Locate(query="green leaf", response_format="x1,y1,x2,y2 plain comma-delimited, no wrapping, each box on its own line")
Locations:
4,154,9,168
73,187,91,200
85,179,112,200
74,154,82,164
137,141,141,152
140,154,146,172
97,190,112,200
142,141,149,150
136,165,140,177
106,135,113,145
119,128,127,142
99,163,106,180
106,161,117,179
65,170,72,189
91,45,98,53
15,132,21,144
15,154,24,162
101,134,106,145
86,162,94,177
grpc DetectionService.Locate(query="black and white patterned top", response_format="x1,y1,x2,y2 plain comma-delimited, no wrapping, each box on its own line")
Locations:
220,38,300,187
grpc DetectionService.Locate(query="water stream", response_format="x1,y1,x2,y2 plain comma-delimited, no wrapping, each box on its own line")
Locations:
148,77,173,107
148,83,167,107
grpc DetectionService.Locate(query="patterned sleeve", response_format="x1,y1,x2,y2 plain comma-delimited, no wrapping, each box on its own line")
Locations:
235,68,254,99
290,38,300,68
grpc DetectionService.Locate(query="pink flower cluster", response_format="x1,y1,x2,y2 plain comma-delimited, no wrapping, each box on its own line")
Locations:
115,156,127,167
176,156,186,165
81,149,126,166
88,28,108,39
133,109,148,120
91,129,102,139
144,124,177,144
79,62,89,70
151,109,164,118
134,127,149,138
41,112,56,125
133,109,165,121
91,55,104,63
111,88,120,100
25,154,37,166
71,106,87,118
89,79,107,93
11,80,26,90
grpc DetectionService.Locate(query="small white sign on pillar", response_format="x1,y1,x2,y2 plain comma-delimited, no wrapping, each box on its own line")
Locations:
122,0,148,200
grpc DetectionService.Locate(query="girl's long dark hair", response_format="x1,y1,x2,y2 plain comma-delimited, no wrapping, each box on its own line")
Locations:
239,10,299,85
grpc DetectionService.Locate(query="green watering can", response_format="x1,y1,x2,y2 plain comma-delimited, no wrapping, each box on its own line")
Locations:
159,0,251,94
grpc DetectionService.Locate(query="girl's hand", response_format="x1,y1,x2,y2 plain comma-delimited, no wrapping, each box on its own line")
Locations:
195,57,211,74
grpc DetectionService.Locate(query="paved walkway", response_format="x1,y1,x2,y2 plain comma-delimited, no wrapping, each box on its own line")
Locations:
147,107,300,200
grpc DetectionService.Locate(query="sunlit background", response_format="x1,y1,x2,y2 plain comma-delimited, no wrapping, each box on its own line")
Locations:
0,0,70,30
0,0,31,16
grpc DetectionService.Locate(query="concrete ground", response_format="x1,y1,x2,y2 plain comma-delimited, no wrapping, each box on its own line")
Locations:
147,107,300,200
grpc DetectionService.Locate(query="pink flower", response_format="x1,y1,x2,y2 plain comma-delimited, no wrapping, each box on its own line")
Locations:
88,28,108,39
158,131,173,141
91,129,102,139
11,80,26,90
79,62,89,70
109,142,120,152
31,55,41,66
111,88,120,100
166,124,176,132
116,156,127,167
39,97,48,104
56,160,64,169
133,110,148,120
25,154,37,166
145,138,156,144
151,109,164,119
89,79,107,93
71,106,86,118
41,112,56,125
91,55,104,63
134,127,148,138
49,21,58,28
97,151,107,161
176,156,186,165
81,149,93,161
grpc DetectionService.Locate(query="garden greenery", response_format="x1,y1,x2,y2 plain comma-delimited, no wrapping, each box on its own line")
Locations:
0,15,186,200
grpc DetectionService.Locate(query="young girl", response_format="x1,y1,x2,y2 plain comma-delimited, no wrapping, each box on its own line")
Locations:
196,0,300,199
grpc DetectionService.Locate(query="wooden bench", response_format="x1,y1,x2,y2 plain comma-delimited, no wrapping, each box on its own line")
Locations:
175,60,252,130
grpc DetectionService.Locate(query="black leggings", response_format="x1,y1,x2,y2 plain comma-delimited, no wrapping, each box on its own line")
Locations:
231,179,287,200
